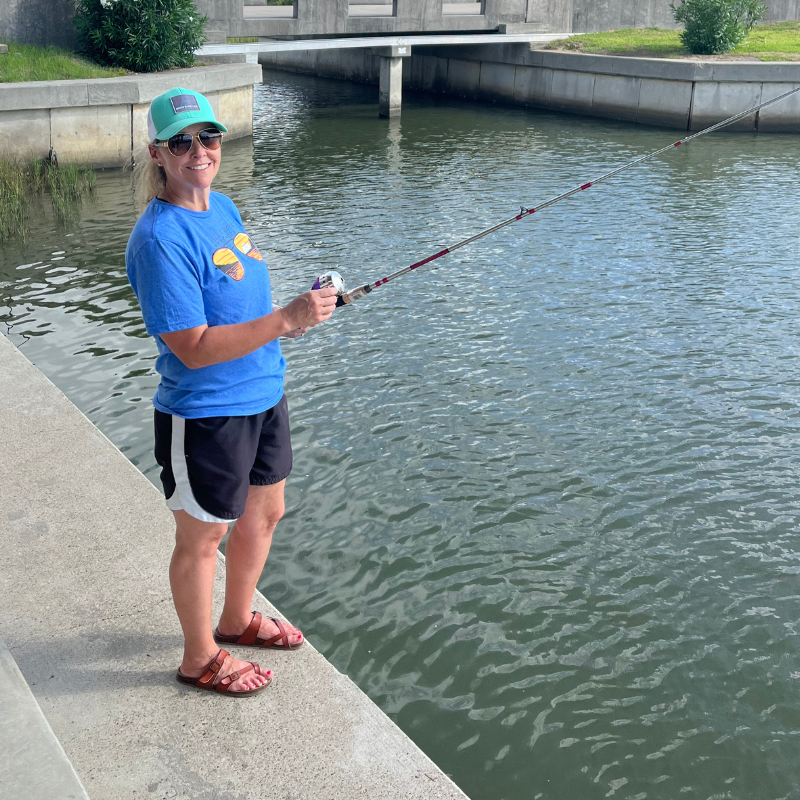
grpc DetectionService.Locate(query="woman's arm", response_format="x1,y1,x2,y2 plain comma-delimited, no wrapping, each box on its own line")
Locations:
273,303,309,339
160,286,338,369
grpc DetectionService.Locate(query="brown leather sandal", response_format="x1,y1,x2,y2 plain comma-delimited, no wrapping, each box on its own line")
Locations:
176,648,272,697
214,610,305,650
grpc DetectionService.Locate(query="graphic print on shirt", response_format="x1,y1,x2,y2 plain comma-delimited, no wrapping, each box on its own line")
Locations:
233,233,263,261
212,247,244,280
211,233,263,281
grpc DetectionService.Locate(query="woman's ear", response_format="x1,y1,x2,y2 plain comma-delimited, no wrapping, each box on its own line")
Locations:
148,144,160,164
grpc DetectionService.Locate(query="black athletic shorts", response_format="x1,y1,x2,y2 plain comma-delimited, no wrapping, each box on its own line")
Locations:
154,394,292,523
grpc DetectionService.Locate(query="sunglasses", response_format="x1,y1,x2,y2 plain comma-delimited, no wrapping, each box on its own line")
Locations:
154,128,223,157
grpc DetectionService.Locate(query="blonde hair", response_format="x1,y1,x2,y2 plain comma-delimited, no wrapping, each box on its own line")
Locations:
133,148,167,213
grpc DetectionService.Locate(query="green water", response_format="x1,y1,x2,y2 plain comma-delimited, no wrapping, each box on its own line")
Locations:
3,71,800,800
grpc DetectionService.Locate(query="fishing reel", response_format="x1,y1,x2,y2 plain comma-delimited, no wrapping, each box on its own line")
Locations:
313,270,347,307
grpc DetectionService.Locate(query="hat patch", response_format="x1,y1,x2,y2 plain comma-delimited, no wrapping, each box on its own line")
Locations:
170,94,201,114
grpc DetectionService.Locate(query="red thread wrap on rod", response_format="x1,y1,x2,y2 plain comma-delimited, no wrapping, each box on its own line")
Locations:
409,248,450,270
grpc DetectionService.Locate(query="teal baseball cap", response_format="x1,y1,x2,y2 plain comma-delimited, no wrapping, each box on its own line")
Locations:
147,87,228,142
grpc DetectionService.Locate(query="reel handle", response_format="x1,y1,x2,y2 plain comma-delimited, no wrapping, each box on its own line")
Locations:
312,270,346,306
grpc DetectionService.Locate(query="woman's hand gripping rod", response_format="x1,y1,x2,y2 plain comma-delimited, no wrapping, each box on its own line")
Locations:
312,84,800,307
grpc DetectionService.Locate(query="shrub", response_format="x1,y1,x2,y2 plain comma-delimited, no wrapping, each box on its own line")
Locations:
75,0,207,73
671,0,766,54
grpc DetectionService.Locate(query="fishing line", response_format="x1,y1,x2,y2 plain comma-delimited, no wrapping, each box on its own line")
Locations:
311,85,800,304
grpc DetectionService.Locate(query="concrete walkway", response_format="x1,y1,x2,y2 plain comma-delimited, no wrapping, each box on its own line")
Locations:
0,333,468,800
0,636,89,800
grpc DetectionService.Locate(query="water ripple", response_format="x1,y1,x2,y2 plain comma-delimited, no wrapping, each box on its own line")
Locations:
2,71,800,800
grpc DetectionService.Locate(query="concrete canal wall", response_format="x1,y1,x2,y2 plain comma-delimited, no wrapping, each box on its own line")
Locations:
0,330,469,799
260,45,800,131
0,63,260,168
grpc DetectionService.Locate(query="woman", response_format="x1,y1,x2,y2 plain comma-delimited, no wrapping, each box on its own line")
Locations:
126,87,338,697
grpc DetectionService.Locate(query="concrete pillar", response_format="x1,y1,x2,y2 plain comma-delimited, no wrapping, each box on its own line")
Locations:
379,56,403,118
375,44,411,118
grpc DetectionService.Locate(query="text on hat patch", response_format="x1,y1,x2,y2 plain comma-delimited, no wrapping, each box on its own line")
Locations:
170,95,201,114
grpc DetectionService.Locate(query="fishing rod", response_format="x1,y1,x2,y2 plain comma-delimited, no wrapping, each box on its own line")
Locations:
312,84,800,304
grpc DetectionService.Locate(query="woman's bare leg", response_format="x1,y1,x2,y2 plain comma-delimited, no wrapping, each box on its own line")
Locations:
170,510,271,690
217,481,302,645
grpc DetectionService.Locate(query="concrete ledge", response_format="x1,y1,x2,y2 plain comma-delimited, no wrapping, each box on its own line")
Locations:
0,63,262,112
0,636,89,800
202,52,260,65
0,80,89,111
525,49,800,83
0,333,468,800
431,49,800,130
0,64,262,167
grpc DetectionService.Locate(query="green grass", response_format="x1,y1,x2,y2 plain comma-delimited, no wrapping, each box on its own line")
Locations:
227,37,259,43
0,159,96,242
0,41,128,83
734,20,800,54
545,21,800,60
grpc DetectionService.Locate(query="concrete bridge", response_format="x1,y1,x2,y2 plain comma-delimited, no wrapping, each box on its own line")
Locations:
199,31,570,117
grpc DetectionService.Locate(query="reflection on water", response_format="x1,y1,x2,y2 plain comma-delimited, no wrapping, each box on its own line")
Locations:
3,71,800,800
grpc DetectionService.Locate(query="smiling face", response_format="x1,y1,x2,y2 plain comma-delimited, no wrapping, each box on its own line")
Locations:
148,122,221,199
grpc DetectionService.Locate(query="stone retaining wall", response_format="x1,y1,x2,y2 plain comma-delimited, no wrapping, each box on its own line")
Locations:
0,63,262,168
261,46,800,131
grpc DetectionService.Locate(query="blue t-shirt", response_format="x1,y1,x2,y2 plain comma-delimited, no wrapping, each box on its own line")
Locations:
125,192,286,418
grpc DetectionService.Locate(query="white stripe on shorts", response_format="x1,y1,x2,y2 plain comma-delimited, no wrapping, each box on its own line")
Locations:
167,415,234,524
